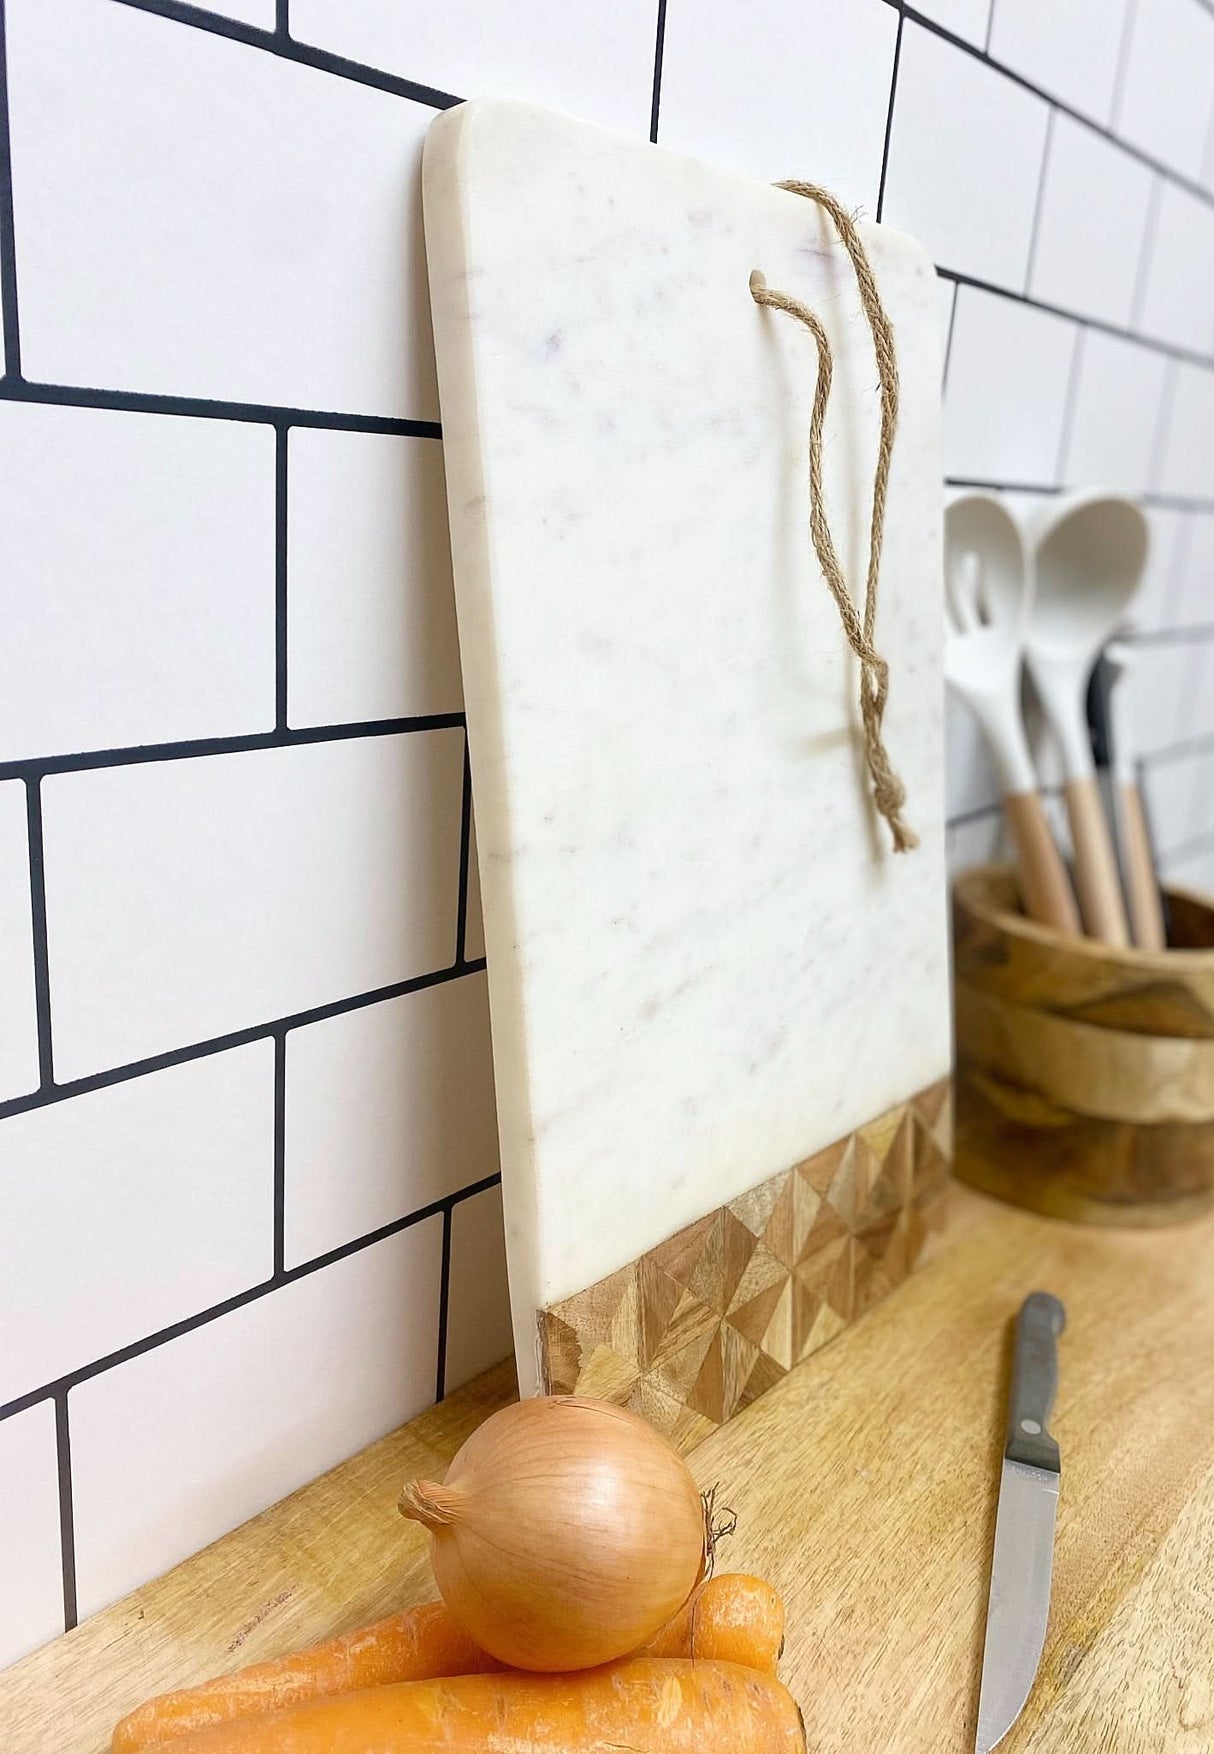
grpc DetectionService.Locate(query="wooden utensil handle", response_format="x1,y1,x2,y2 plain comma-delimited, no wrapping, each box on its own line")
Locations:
1120,781,1167,952
1002,792,1082,937
1063,776,1130,946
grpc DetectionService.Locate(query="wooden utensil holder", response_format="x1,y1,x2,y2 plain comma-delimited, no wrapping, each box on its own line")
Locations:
953,864,1214,1225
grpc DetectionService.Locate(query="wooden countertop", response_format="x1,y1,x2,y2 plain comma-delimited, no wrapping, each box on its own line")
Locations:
5,1184,1214,1753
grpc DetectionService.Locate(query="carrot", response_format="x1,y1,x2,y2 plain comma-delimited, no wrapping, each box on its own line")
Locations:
161,1659,806,1753
113,1573,785,1751
641,1572,785,1672
110,1601,499,1753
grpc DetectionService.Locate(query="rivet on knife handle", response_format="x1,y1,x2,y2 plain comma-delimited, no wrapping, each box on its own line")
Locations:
1005,1292,1066,1473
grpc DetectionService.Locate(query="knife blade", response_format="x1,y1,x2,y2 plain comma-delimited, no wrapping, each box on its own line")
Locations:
975,1291,1066,1754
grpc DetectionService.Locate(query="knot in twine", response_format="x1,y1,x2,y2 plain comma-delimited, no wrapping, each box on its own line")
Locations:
750,179,917,854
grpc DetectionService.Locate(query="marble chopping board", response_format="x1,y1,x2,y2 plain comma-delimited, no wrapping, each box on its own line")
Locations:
423,101,952,1421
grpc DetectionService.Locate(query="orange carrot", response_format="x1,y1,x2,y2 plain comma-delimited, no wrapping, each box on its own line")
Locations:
111,1601,499,1753
642,1572,785,1672
162,1659,806,1753
113,1573,785,1751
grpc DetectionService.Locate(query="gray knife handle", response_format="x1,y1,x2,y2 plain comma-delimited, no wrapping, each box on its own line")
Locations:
1005,1292,1066,1473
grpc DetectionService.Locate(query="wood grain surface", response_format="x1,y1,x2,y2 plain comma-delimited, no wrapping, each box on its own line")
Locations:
4,1186,1214,1753
954,866,1214,1224
539,1079,951,1450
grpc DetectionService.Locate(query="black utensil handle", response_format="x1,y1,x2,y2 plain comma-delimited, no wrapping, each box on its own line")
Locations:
1005,1291,1066,1473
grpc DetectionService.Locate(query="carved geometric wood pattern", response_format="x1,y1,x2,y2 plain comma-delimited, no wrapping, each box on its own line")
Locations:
539,1078,952,1451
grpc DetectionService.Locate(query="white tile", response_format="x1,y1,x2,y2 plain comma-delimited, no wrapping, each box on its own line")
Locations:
0,404,275,763
0,1045,274,1406
1171,514,1214,625
69,1219,442,1617
464,809,486,963
0,782,39,1102
946,808,1007,878
944,288,1078,482
1118,641,1201,754
1136,506,1189,627
990,0,1132,124
1142,750,1199,850
1185,749,1214,840
657,0,898,209
42,731,465,1080
206,0,276,24
1137,180,1214,352
290,0,658,136
1164,831,1214,896
882,23,1049,287
1061,329,1170,493
1115,0,1214,180
287,430,462,728
945,692,1002,818
1029,118,1154,325
1185,642,1214,742
7,0,437,418
443,1184,513,1393
0,1402,63,1669
284,971,499,1268
1154,360,1214,499
911,0,992,48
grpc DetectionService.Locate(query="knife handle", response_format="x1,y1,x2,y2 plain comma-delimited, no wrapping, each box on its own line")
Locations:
1005,1292,1066,1473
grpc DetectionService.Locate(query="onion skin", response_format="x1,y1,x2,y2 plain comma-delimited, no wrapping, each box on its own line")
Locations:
399,1396,706,1672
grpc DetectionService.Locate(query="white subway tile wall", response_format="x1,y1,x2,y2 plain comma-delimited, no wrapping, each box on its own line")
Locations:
2,0,1214,1666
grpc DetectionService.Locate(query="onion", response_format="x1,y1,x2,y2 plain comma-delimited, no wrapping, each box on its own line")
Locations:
398,1396,707,1672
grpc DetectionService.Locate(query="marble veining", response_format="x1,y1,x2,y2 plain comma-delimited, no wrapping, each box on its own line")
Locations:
423,101,951,1393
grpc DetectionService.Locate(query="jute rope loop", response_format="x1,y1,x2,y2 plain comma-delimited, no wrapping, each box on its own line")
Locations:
750,179,917,854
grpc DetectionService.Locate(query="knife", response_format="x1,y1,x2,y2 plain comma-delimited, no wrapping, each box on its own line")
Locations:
975,1291,1067,1753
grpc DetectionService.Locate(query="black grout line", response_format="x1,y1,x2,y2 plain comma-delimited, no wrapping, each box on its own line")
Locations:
0,956,487,1124
111,0,460,113
275,0,289,41
0,712,466,786
272,1030,287,1279
940,277,959,391
935,267,1214,374
891,2,1214,220
875,11,904,224
0,1173,502,1427
1022,106,1055,298
648,0,667,145
434,1206,453,1402
1124,619,1214,647
275,423,289,733
1053,325,1086,485
1128,173,1163,332
0,0,20,380
54,1392,77,1632
1142,728,1214,770
454,735,473,968
105,0,1214,243
24,777,53,1089
944,472,1214,514
1108,0,1139,133
0,375,442,437
983,0,997,55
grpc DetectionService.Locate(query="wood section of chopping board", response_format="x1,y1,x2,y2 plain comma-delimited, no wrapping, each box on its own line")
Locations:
5,1185,1214,1754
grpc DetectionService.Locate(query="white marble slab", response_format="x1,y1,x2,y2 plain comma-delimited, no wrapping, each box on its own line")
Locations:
424,101,950,1393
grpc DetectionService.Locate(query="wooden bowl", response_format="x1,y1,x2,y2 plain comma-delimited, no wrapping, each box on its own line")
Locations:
953,864,1214,1226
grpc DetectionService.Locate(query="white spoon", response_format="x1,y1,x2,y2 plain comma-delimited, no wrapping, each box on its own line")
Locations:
944,494,1080,935
1026,492,1146,947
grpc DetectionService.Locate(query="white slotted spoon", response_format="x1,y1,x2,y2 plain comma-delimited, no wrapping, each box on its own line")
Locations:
945,494,1081,936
